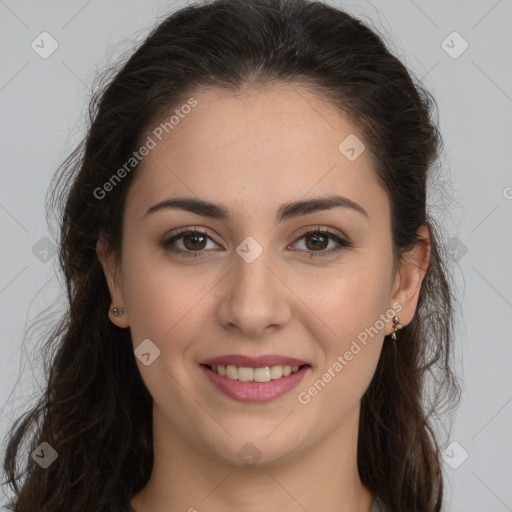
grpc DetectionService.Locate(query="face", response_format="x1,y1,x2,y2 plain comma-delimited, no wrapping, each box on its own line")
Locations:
98,83,427,466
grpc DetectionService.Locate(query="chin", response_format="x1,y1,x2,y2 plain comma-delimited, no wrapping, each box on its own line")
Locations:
202,429,305,469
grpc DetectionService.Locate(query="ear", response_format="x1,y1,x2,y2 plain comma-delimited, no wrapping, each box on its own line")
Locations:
96,235,130,328
388,224,431,334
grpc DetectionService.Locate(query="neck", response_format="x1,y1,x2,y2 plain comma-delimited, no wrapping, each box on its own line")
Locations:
130,403,375,512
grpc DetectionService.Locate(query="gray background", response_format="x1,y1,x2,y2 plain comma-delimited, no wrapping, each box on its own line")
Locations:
1,1,511,510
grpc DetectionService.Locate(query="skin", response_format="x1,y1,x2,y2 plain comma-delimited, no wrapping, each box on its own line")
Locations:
97,82,430,512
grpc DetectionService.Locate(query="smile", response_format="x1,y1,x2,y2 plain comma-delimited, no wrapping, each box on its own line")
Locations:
206,364,305,382
199,363,311,403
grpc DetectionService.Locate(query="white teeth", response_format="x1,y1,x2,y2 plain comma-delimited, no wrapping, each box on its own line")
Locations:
269,365,282,379
238,367,254,382
210,364,304,382
254,367,271,382
226,365,238,379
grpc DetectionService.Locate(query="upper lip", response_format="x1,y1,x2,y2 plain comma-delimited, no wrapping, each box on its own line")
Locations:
200,354,310,368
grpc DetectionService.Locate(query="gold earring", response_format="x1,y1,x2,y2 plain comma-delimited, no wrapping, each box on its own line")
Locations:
110,306,124,317
391,315,402,340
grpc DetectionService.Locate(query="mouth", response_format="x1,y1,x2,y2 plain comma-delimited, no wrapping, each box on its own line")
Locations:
198,357,311,403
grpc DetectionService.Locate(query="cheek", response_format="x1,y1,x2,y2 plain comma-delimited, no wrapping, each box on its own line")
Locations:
291,258,393,403
121,253,213,397
294,270,390,420
121,248,213,347
297,261,392,343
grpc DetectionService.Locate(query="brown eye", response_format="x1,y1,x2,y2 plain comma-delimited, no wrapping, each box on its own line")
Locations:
182,232,208,251
291,228,352,258
162,228,220,258
304,232,330,251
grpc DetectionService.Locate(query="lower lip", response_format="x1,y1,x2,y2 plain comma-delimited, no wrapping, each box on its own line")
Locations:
200,365,310,403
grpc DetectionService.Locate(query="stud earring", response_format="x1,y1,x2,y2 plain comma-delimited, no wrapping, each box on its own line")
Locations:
110,306,124,317
391,315,402,340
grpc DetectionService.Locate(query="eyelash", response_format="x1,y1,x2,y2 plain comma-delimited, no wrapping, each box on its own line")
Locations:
161,226,352,259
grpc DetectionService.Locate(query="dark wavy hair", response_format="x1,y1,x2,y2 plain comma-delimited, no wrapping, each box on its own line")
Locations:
2,0,461,510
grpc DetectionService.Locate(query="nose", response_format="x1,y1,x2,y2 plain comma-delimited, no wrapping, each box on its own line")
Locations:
216,244,292,338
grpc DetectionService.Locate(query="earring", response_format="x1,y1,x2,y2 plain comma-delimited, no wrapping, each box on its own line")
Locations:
110,306,124,317
391,315,402,340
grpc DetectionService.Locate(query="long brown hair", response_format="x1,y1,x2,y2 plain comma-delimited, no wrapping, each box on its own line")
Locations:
2,1,461,510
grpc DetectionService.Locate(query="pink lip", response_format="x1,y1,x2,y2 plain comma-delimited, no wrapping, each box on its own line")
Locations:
200,364,310,403
200,354,310,367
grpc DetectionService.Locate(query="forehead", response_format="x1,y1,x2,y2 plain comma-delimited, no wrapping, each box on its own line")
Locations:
126,83,388,222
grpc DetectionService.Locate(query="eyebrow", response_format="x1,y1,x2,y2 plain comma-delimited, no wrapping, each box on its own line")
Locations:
144,195,369,222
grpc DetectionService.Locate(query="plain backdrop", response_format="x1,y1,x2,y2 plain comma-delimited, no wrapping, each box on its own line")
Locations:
1,1,511,511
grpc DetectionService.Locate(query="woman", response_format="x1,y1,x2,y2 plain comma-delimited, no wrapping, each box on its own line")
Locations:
2,0,461,510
